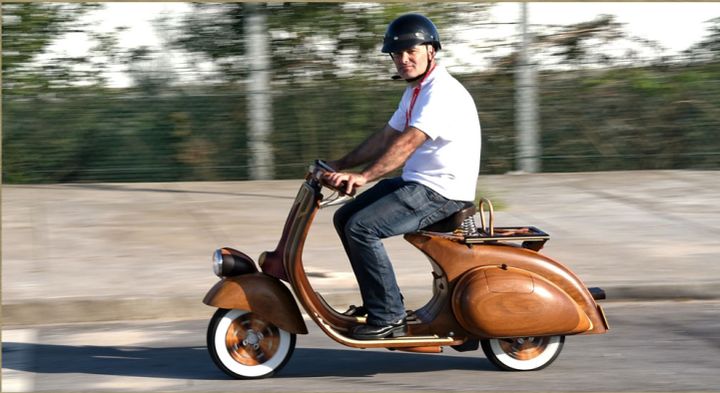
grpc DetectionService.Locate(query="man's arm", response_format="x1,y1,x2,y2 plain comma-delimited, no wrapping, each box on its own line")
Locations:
326,126,429,194
328,123,398,171
360,127,428,182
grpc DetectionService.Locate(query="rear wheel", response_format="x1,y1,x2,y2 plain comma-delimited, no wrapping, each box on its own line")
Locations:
481,335,564,371
207,309,296,379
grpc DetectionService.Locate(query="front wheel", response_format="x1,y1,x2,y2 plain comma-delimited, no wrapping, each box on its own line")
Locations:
481,335,564,371
207,308,296,379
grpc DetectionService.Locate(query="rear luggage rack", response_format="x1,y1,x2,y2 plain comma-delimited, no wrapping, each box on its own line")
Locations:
462,198,550,251
464,226,549,243
417,198,551,251
464,225,550,251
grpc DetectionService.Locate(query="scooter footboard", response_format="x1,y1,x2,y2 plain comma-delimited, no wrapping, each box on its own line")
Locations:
452,266,593,338
203,272,308,334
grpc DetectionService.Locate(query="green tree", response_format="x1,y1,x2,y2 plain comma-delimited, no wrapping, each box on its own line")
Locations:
537,15,625,66
1,2,102,93
489,14,661,71
166,2,491,83
685,17,720,62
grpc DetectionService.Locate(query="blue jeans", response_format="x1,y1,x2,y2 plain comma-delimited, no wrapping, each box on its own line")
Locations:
333,177,468,326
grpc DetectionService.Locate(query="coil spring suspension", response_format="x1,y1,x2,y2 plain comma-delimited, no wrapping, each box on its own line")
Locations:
461,216,478,236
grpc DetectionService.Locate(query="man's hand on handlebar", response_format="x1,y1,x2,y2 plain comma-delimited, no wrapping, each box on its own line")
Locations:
323,172,367,196
315,160,364,196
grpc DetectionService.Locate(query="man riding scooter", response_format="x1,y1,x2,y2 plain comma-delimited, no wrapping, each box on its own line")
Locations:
324,13,482,340
203,13,607,378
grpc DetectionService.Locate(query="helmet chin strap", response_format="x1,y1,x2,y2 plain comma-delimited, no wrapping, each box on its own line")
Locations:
403,66,427,83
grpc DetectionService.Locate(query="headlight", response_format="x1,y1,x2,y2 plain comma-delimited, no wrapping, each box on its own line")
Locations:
212,249,224,277
211,248,259,277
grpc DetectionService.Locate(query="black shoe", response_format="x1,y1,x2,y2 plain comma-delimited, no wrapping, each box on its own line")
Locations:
342,305,368,317
351,318,407,340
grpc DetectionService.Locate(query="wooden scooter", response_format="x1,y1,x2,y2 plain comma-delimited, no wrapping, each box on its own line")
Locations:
203,160,609,379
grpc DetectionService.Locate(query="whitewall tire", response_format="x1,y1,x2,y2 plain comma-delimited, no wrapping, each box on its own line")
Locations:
481,335,564,371
207,308,296,379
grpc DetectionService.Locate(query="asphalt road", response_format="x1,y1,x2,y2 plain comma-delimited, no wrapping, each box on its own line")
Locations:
3,300,719,392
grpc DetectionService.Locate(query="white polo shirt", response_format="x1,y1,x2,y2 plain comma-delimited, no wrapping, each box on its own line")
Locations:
388,64,481,202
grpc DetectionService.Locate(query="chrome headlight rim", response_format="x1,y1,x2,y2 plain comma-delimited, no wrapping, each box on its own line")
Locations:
212,249,224,277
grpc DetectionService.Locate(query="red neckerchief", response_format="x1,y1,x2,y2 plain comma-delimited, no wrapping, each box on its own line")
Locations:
405,62,437,129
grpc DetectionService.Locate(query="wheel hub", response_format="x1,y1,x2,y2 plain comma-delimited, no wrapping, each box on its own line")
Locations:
242,330,264,349
223,312,282,366
500,336,549,360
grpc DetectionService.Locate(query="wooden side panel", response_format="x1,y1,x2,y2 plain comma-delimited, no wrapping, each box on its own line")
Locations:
203,273,308,334
452,266,592,337
406,233,608,335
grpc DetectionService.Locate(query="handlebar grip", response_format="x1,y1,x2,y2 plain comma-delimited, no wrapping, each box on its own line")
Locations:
338,181,357,197
313,159,356,197
315,159,336,173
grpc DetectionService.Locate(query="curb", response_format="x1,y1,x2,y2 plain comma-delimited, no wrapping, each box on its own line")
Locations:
3,283,719,326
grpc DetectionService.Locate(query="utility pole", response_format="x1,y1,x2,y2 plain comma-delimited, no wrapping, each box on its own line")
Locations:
245,3,273,180
515,2,541,173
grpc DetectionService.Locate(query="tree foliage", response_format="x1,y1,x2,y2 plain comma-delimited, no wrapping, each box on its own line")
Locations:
167,2,491,83
684,17,720,62
490,14,662,70
2,2,102,92
537,15,625,65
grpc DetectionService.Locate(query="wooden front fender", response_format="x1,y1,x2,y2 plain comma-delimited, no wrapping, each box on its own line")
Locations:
203,273,308,334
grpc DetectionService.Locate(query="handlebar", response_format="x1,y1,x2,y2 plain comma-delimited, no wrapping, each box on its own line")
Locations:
313,159,336,173
310,160,357,197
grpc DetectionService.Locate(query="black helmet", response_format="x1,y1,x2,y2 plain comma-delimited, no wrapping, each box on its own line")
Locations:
381,13,441,54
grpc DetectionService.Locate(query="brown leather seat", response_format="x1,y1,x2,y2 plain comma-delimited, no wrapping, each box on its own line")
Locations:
419,202,477,233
